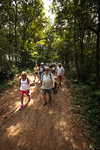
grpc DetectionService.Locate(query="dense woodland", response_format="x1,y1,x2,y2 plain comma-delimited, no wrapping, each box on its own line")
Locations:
0,0,100,149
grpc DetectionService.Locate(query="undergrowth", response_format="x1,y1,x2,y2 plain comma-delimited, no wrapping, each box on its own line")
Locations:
66,69,100,150
0,80,19,93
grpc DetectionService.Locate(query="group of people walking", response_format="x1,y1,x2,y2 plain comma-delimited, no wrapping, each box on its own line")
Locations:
19,63,65,109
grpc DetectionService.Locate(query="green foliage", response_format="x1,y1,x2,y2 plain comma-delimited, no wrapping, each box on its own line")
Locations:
69,78,100,149
0,80,18,93
18,67,33,76
0,61,18,83
66,68,77,80
80,85,93,95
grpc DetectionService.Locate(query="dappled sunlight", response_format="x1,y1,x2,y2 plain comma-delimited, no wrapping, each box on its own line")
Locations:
61,88,65,91
14,101,21,112
27,99,34,107
30,86,36,89
55,120,81,149
11,92,14,95
70,139,78,149
7,123,21,137
30,85,36,91
1,96,4,100
15,101,21,108
48,110,54,115
14,108,20,113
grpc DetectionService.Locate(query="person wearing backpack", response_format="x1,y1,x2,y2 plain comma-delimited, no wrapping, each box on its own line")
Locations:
38,62,45,81
41,66,55,106
19,71,31,110
56,63,65,88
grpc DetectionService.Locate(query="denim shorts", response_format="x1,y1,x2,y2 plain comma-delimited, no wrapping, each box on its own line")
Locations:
42,89,51,95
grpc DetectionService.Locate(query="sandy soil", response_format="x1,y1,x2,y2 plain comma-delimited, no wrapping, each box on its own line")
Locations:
0,75,92,150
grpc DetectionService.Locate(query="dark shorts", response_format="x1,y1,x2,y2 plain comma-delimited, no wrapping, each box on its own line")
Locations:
52,70,55,74
35,73,38,75
42,89,51,95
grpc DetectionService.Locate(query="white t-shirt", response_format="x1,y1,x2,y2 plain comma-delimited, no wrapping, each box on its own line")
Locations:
20,78,28,91
56,66,65,76
52,67,55,70
41,72,54,89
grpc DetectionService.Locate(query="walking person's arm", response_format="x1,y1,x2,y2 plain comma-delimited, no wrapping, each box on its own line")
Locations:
52,80,55,89
62,67,65,76
62,71,65,76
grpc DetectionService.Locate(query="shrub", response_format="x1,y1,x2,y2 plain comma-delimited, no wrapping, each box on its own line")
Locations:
0,61,18,83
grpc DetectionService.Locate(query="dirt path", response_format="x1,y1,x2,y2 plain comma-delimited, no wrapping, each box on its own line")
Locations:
0,75,91,150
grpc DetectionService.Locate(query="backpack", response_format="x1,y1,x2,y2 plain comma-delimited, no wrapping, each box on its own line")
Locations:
41,72,57,90
41,72,52,81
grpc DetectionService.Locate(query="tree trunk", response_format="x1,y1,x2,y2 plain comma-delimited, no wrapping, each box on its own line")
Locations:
96,33,100,89
22,27,26,67
74,21,79,80
15,0,17,64
96,7,100,89
74,0,79,80
80,32,84,65
79,31,85,79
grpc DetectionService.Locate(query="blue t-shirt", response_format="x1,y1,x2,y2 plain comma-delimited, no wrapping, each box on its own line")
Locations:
39,66,45,75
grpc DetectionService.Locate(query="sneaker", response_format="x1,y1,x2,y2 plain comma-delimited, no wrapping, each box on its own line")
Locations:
19,104,23,110
28,96,31,102
43,101,47,106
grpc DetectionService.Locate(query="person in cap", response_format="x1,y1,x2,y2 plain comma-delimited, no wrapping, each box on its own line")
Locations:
56,63,65,88
38,62,45,81
41,66,55,106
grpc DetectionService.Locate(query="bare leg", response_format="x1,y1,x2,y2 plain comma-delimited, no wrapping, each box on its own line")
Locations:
43,95,47,106
20,94,23,105
49,94,51,102
34,74,36,82
27,94,31,101
19,94,24,109
57,77,60,88
43,94,47,101
60,76,62,86
37,74,39,80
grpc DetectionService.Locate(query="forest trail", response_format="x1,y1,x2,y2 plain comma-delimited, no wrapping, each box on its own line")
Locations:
0,75,91,150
